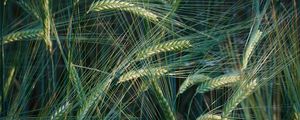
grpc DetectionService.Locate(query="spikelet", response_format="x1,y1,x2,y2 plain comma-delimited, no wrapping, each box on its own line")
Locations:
2,29,43,44
50,101,70,120
196,73,240,93
196,114,222,120
151,80,175,120
88,0,159,21
118,67,168,83
222,79,258,118
178,74,211,95
242,30,262,70
136,40,192,60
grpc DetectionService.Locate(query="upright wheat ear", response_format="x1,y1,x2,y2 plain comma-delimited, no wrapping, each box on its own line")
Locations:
222,79,258,118
136,40,192,60
88,0,159,22
41,0,53,53
118,67,168,83
196,114,222,120
178,74,211,95
242,30,262,70
2,29,43,44
196,73,240,93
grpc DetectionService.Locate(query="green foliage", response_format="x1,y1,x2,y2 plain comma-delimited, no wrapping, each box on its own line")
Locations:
1,0,299,119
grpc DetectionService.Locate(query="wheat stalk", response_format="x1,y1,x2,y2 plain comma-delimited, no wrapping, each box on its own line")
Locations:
222,79,258,118
118,67,168,83
178,74,211,95
196,114,222,120
136,40,192,60
41,0,53,53
196,73,240,93
88,0,159,22
242,30,262,70
151,79,175,120
2,29,43,44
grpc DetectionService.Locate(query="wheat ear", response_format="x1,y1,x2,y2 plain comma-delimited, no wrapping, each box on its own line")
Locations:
88,0,159,22
178,74,211,95
136,40,192,60
41,0,53,53
196,114,222,120
69,64,86,105
77,79,111,120
2,29,43,44
17,0,40,19
242,30,262,70
118,67,168,83
50,101,70,120
294,112,300,120
222,79,258,118
151,79,175,120
196,73,240,93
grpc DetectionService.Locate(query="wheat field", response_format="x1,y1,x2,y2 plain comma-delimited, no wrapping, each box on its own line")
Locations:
0,0,299,119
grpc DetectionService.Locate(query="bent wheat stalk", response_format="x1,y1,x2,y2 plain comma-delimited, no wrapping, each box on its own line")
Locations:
2,29,43,44
118,67,168,83
88,0,159,22
178,74,211,95
136,40,192,60
196,73,240,93
222,79,258,118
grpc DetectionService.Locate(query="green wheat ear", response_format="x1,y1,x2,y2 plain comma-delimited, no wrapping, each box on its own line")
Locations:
196,114,222,120
2,29,43,44
222,79,258,118
50,101,70,120
136,40,192,60
178,74,211,95
118,67,168,83
242,30,262,70
88,0,159,22
196,73,240,93
151,79,175,120
41,0,53,53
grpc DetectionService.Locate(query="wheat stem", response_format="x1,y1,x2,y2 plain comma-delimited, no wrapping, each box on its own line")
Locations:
88,0,159,21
